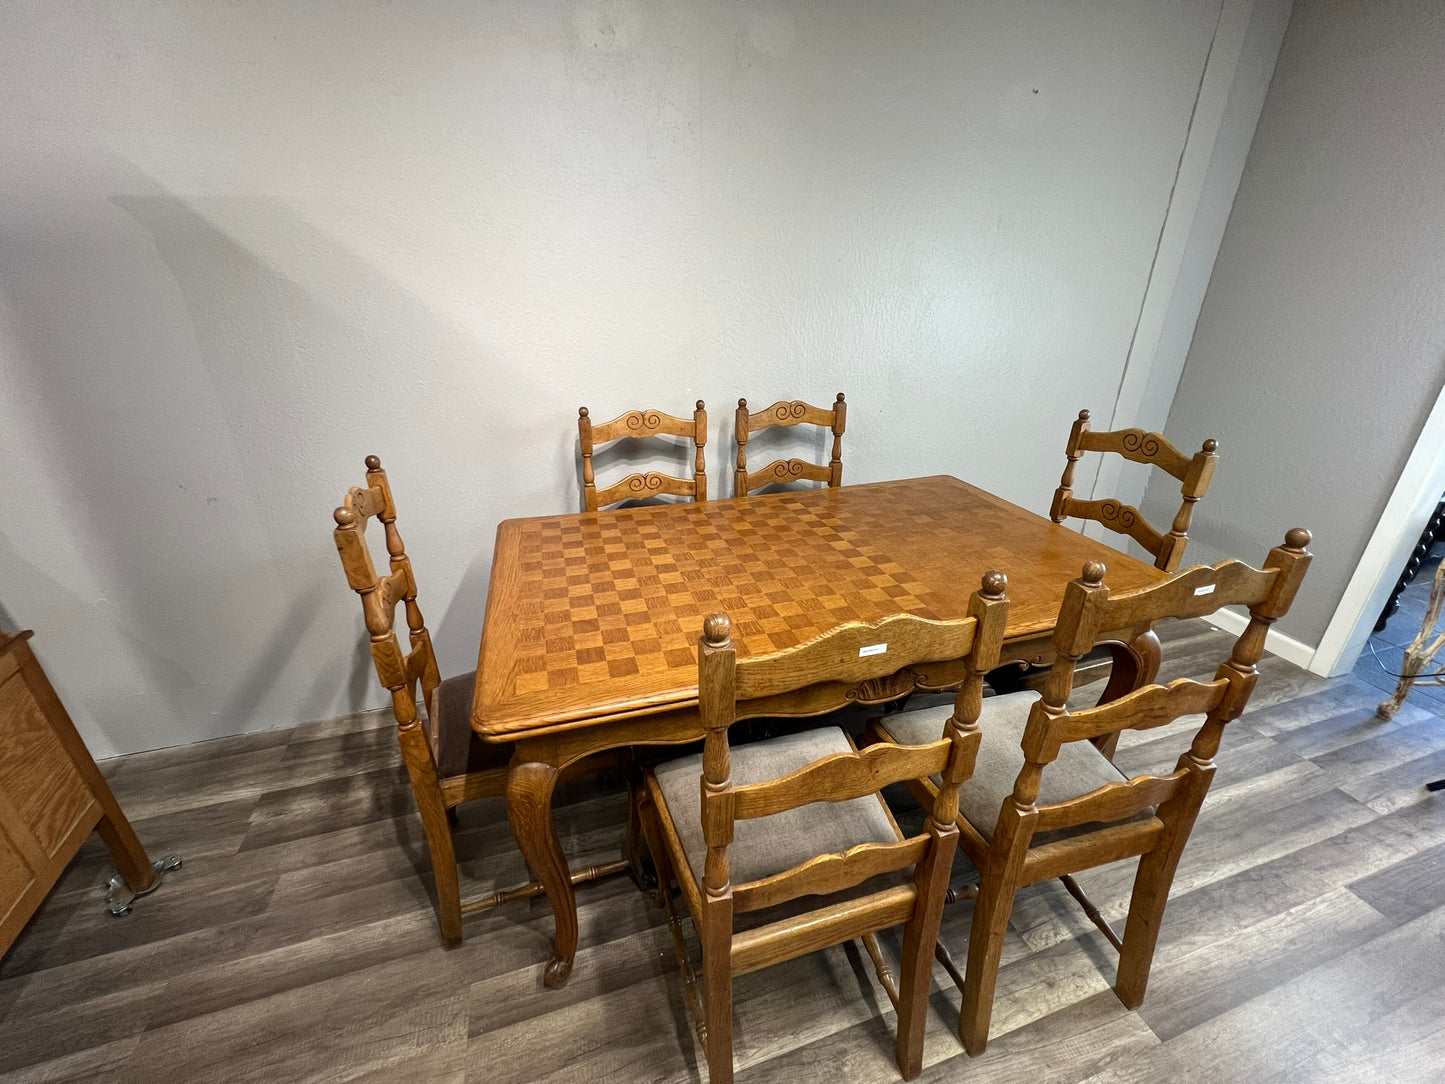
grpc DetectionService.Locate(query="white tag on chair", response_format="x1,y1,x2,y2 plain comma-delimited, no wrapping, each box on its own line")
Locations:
859,643,888,658
1194,584,1216,596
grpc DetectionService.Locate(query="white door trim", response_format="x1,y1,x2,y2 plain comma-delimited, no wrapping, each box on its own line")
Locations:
1310,378,1445,676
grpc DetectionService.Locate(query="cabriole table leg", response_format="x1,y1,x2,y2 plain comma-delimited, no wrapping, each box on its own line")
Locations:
507,757,577,988
1093,627,1162,759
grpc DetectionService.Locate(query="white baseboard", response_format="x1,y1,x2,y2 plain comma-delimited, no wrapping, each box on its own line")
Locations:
1202,607,1320,673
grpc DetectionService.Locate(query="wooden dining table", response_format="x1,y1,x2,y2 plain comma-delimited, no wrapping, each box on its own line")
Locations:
471,475,1166,987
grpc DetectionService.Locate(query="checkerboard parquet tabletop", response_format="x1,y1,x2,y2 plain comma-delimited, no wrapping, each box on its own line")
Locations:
474,476,1162,738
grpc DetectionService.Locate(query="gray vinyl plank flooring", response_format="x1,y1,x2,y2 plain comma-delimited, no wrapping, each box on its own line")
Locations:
3,621,1445,1081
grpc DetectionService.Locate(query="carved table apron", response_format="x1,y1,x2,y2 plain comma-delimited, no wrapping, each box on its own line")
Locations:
472,475,1164,987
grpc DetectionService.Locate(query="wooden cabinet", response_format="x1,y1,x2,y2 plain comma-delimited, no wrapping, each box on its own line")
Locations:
0,630,170,957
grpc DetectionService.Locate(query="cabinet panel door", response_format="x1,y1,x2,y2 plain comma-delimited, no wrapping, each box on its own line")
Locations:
0,670,94,857
0,816,41,944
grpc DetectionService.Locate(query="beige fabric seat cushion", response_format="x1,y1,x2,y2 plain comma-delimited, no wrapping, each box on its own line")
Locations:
653,727,902,890
883,691,1149,845
428,671,513,780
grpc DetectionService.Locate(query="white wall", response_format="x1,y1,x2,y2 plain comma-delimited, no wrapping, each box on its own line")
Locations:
0,1,1272,756
1143,0,1445,651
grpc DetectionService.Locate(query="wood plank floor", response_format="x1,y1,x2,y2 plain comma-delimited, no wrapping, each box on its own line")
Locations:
3,620,1445,1083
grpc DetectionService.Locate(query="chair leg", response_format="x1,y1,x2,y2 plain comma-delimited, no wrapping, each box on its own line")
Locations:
959,870,1020,1056
397,727,464,942
1114,849,1175,1009
625,773,647,888
895,828,958,1080
700,903,735,1084
1117,780,1209,1008
636,786,673,908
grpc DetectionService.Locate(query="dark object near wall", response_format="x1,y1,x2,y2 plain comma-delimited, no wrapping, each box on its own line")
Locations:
1376,495,1445,632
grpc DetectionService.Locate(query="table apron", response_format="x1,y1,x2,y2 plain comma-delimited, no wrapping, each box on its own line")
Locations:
504,622,1152,770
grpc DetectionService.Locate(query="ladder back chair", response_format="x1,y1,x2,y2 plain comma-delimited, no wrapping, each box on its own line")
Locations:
868,529,1311,1054
641,572,1010,1083
1051,408,1219,573
332,455,629,942
579,401,708,512
734,392,846,496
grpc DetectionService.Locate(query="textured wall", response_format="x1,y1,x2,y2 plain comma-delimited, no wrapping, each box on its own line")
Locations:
1143,0,1445,646
2,1,1246,755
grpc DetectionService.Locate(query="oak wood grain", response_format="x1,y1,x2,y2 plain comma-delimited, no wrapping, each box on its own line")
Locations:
7,620,1445,1081
474,477,1163,739
734,394,846,496
579,402,708,512
1050,409,1219,574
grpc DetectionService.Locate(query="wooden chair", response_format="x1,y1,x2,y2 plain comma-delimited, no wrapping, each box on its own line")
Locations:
867,529,1311,1055
332,455,629,942
1051,409,1219,573
640,572,1010,1082
578,401,708,511
734,393,846,496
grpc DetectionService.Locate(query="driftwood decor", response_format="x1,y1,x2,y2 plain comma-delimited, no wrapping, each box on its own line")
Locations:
1376,557,1445,724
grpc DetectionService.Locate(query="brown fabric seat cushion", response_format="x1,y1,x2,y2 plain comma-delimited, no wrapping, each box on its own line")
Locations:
883,691,1151,846
428,671,513,780
653,727,903,890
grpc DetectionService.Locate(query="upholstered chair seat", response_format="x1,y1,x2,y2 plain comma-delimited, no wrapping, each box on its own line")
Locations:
653,728,900,888
882,692,1159,846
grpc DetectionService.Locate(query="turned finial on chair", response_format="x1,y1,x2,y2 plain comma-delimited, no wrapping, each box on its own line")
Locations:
696,399,705,411
1285,527,1312,551
703,612,731,646
579,407,589,419
334,507,356,527
1077,409,1091,422
1202,438,1218,454
1082,561,1106,586
737,398,748,410
981,569,1008,598
365,455,381,471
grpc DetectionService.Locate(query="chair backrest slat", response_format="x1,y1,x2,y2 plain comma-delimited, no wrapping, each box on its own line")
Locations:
1032,772,1180,835
732,738,952,820
734,393,846,496
1076,427,1194,478
1025,677,1229,758
732,836,928,913
1051,497,1166,562
733,611,982,700
1096,562,1278,637
579,402,708,512
1050,408,1219,573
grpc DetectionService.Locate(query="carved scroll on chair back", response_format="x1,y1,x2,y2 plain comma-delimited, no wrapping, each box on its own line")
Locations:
1051,409,1219,572
332,455,628,941
872,529,1311,1056
734,392,845,496
641,572,1010,1082
579,401,708,511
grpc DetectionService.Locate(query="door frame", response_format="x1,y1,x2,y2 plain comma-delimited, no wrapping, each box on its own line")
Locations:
1311,379,1445,676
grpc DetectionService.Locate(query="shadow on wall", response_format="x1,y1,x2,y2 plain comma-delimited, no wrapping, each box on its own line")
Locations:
0,152,509,752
